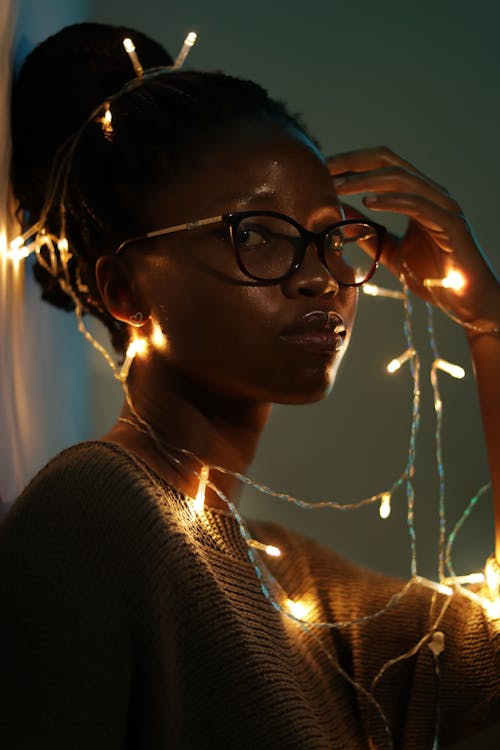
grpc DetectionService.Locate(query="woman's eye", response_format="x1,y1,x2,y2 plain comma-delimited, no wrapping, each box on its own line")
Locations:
326,233,343,252
236,227,267,249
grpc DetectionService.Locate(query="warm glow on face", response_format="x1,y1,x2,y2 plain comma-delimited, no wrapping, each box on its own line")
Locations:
150,320,168,351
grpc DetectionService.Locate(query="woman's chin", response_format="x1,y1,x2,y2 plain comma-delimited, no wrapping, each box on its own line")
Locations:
271,360,338,405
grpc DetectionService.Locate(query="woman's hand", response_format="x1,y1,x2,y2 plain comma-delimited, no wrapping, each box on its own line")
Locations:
327,146,500,330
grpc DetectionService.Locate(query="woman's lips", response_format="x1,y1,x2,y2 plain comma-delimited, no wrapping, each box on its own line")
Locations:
279,310,347,353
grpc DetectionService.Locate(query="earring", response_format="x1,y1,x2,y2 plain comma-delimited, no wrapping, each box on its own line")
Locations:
129,312,143,325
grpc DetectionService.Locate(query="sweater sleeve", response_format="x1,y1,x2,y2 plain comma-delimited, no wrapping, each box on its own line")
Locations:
0,445,142,749
250,520,500,749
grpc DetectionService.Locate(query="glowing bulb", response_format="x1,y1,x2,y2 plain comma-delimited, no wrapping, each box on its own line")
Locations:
98,102,114,138
119,336,148,380
427,630,445,657
172,30,198,69
387,348,416,374
6,244,30,261
151,320,168,351
10,236,24,250
379,492,391,519
123,37,144,77
248,539,282,557
485,556,500,598
285,598,308,620
363,284,405,300
193,465,209,513
485,598,500,620
424,270,466,291
434,358,465,380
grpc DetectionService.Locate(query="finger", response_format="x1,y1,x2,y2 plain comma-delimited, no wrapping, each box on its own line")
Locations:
327,146,452,196
332,166,461,213
362,193,469,253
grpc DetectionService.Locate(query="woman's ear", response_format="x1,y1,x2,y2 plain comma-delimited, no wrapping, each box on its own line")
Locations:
95,255,150,327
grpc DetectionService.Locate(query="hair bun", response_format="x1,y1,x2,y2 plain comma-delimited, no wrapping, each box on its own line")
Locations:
11,22,173,216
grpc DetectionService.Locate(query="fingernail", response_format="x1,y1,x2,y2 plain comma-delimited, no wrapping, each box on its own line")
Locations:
332,177,346,187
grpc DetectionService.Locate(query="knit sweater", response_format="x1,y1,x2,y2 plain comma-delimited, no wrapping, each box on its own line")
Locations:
0,441,499,749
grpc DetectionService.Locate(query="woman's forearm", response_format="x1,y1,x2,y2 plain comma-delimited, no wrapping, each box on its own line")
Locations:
466,330,500,559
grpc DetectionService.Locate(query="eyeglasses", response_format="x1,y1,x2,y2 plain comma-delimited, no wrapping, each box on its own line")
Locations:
115,210,386,286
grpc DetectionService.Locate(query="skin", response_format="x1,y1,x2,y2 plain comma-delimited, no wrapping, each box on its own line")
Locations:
97,126,500,550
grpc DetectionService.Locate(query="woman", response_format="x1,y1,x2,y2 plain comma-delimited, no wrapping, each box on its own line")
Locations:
0,21,498,749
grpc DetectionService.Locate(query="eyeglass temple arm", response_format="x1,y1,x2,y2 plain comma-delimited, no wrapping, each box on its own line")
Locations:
115,215,224,255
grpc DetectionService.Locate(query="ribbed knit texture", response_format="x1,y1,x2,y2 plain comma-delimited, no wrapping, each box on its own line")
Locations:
0,441,498,749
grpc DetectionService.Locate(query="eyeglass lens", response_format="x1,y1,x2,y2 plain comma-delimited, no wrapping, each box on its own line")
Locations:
233,215,378,284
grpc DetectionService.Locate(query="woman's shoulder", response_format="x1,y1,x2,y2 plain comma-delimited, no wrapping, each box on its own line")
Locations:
0,440,181,545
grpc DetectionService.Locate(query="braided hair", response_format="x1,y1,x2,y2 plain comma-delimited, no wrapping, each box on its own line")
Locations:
11,22,319,355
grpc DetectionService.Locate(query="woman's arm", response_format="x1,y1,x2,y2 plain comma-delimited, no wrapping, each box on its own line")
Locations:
328,146,500,563
466,330,500,558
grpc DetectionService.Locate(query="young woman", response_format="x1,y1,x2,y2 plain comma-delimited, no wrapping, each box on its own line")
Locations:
0,21,498,749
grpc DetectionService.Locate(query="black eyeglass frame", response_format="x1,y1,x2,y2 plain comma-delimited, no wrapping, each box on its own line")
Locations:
115,210,387,287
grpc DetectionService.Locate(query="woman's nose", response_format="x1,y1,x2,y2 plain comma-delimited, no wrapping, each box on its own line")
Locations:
280,242,340,298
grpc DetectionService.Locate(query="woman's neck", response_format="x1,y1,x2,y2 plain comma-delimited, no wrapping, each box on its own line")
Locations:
102,361,272,511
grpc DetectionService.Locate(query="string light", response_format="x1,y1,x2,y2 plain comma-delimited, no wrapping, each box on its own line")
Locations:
119,335,148,381
285,598,309,620
98,102,113,139
379,492,391,519
363,284,405,300
6,31,498,747
123,38,144,77
248,539,282,557
485,555,500,598
424,269,466,291
441,573,484,586
193,465,209,513
387,347,416,374
433,358,465,380
172,31,198,70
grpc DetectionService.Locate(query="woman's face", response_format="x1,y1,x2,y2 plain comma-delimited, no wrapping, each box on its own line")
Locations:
128,122,358,405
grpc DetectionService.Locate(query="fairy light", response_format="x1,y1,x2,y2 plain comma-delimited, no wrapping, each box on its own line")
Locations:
387,347,416,374
248,539,282,557
285,598,308,620
424,269,466,291
6,29,499,743
433,358,465,380
193,465,209,513
441,573,484,586
379,492,391,519
485,556,500,598
119,335,148,381
172,31,198,70
123,38,144,77
363,284,405,300
98,102,113,139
